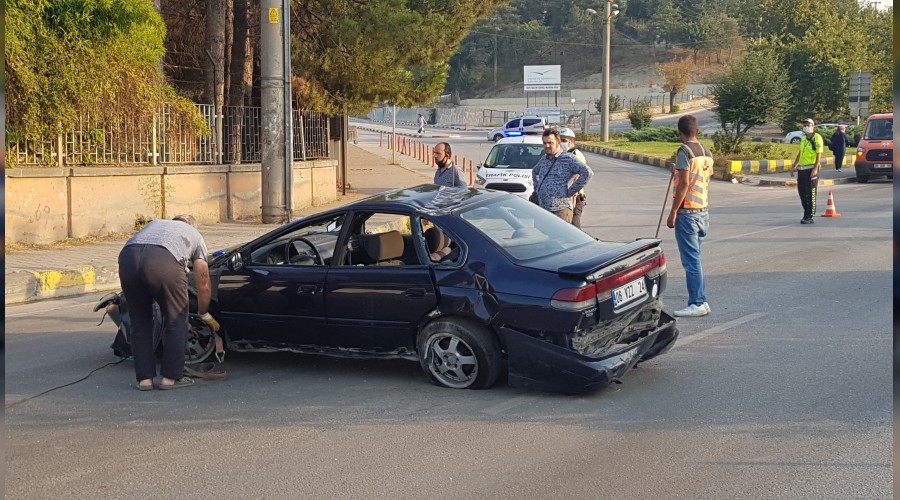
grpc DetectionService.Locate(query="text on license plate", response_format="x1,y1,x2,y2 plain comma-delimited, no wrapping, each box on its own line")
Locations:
874,163,891,169
613,277,648,308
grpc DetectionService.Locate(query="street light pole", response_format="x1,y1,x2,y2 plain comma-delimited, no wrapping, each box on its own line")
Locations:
601,0,611,142
587,3,618,142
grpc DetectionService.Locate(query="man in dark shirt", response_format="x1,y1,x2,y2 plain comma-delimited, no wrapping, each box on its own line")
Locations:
432,142,466,187
530,129,593,223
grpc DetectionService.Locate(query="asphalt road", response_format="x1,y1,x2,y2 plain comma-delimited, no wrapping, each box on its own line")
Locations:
6,148,892,499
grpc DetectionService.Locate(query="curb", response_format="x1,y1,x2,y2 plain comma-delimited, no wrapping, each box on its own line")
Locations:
5,265,121,305
757,176,858,187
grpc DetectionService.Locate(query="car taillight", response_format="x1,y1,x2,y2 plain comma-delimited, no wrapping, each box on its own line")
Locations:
551,285,598,310
594,256,661,302
551,254,664,310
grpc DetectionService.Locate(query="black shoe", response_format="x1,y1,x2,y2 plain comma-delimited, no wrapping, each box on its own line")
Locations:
801,218,813,224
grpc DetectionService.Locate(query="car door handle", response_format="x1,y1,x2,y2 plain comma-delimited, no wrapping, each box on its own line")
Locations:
297,284,318,295
405,288,426,298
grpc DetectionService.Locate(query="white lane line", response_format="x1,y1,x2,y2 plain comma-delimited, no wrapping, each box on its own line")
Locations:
675,312,767,348
482,395,537,415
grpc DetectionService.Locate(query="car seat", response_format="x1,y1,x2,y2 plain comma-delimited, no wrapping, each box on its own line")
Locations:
363,230,405,265
424,227,460,263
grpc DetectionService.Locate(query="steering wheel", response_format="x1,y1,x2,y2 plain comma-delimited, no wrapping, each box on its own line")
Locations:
284,236,324,265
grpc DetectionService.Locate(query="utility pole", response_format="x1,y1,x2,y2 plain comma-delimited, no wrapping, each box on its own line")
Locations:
588,3,618,142
282,0,294,216
260,0,287,223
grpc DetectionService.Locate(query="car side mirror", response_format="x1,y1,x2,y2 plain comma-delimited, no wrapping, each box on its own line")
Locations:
227,252,244,271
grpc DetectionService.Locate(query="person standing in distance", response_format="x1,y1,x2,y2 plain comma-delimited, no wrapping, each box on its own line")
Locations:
531,128,593,223
830,124,850,172
432,142,466,187
559,127,588,228
667,115,713,318
117,214,220,390
790,118,824,224
417,112,427,137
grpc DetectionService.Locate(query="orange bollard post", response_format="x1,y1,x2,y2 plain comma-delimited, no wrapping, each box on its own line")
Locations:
461,157,467,173
469,165,474,186
454,155,459,168
380,131,383,148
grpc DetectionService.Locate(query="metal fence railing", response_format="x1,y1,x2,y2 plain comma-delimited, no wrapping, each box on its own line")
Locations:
8,104,330,167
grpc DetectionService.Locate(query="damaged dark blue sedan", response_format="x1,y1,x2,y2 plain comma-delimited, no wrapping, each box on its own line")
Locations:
201,184,678,394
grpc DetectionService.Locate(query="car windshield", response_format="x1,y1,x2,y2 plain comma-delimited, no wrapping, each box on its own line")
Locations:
482,144,546,169
458,197,596,261
864,118,893,140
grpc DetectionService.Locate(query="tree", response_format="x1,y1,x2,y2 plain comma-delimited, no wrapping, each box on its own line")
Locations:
6,0,197,140
710,50,792,153
292,0,504,113
656,58,692,113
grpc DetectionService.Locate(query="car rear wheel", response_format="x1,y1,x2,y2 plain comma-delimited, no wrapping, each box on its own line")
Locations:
417,319,502,389
857,174,869,183
790,137,801,144
493,133,504,142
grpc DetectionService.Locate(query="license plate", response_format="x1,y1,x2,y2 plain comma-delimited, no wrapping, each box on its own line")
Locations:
874,163,891,169
613,277,648,308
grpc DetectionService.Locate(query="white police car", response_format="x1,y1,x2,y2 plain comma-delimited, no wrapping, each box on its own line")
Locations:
487,116,548,142
475,135,545,198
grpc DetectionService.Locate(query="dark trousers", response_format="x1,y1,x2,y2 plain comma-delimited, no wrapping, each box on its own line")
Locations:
572,196,586,228
797,169,818,220
834,153,845,170
118,244,189,381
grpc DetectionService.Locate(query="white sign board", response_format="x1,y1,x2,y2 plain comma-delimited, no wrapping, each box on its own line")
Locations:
524,65,561,91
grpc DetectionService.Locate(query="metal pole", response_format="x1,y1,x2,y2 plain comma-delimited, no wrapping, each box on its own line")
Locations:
282,0,293,218
601,0,611,142
260,0,286,223
391,103,397,165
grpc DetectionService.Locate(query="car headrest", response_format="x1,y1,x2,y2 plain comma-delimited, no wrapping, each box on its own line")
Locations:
424,227,452,262
365,230,404,262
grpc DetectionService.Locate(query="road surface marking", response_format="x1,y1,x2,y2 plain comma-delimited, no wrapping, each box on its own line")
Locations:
675,312,767,348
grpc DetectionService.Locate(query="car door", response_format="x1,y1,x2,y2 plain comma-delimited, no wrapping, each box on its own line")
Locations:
504,118,523,135
215,213,345,346
323,211,438,352
522,118,543,134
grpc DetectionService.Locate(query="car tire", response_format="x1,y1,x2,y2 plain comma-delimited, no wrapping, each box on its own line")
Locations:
187,294,219,365
790,137,801,144
493,133,504,142
857,174,869,183
417,318,502,390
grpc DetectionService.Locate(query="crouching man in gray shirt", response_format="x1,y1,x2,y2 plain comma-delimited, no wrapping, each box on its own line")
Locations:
118,214,219,391
531,129,593,223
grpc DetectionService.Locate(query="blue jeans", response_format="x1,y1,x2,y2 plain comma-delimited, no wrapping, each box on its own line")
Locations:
674,210,709,306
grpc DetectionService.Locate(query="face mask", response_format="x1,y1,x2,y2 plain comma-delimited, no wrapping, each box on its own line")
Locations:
560,140,570,151
802,126,813,134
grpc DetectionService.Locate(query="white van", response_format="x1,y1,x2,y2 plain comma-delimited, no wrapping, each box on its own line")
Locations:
486,116,549,142
475,135,545,199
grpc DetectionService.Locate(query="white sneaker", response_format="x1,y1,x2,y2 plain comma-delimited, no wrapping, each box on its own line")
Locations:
701,302,711,314
673,303,709,317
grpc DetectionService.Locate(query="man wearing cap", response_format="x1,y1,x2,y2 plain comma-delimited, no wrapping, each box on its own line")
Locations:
559,127,588,228
790,118,824,224
830,124,850,172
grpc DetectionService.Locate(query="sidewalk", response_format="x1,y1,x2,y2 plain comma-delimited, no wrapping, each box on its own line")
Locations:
5,142,437,305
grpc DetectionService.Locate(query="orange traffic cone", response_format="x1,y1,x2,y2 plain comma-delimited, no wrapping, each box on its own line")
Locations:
821,191,841,218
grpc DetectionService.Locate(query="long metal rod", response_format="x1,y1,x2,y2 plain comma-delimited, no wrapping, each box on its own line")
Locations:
655,171,674,238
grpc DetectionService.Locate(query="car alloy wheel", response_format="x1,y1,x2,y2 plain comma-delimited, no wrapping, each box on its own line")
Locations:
417,319,502,390
493,134,504,142
185,315,217,365
790,137,801,144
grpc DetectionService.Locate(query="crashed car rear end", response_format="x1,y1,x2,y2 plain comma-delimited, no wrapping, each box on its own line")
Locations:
455,198,677,394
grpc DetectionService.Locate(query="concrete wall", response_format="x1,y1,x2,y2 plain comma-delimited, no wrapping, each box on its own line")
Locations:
5,160,338,245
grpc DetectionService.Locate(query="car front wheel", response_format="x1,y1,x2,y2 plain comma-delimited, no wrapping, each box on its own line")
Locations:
417,319,502,389
790,137,801,144
857,174,869,183
493,133,504,142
